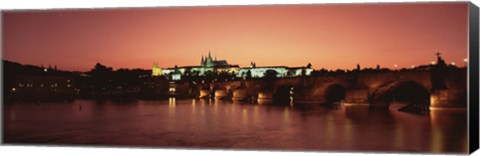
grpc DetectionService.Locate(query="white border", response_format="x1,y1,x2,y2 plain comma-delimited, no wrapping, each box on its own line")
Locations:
0,0,470,10
0,0,478,156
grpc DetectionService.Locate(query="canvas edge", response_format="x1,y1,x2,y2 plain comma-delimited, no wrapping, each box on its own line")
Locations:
468,1,479,154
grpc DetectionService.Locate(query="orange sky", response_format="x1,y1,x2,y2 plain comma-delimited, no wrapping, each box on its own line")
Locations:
2,2,468,72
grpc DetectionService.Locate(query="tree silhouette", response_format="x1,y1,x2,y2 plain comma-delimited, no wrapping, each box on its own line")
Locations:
89,63,114,95
264,70,278,79
245,70,252,79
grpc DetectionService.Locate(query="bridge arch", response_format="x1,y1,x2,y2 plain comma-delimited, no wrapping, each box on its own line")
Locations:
324,83,346,104
310,82,349,104
273,84,295,103
371,80,430,108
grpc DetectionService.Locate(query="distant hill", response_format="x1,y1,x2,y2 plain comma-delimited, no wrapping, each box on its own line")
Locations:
3,59,77,76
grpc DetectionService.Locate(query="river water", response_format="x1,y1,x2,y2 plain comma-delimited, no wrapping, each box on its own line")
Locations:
3,99,468,154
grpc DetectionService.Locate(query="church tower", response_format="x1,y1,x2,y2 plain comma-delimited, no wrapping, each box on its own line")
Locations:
152,63,162,76
205,51,214,67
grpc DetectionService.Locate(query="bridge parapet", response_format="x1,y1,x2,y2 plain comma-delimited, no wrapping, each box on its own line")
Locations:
198,68,465,109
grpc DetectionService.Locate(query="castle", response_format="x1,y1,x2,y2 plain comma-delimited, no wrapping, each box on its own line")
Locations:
152,51,312,80
200,52,230,68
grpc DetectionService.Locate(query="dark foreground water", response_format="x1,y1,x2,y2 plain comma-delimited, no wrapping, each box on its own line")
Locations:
3,99,468,154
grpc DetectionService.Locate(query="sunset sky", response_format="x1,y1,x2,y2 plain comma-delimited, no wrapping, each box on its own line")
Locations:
2,2,468,72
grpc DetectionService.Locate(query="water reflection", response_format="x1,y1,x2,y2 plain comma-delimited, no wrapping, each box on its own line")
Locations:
242,108,248,126
168,97,176,116
429,109,468,153
9,110,16,121
283,107,290,124
3,100,468,154
394,123,405,150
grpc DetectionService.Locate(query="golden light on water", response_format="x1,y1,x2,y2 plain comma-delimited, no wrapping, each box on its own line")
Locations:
430,122,444,153
168,97,176,115
9,111,16,121
394,123,405,149
242,108,249,125
283,107,290,124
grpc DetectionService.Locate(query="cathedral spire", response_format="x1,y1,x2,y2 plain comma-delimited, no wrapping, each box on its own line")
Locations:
208,50,212,59
201,55,205,65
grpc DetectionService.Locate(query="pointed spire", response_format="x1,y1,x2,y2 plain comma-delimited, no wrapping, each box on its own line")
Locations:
215,54,217,61
208,50,212,59
201,55,205,65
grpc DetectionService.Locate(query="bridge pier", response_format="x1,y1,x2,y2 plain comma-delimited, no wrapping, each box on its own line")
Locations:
199,89,211,99
430,89,466,110
257,90,273,104
232,89,248,101
214,89,228,100
343,89,370,105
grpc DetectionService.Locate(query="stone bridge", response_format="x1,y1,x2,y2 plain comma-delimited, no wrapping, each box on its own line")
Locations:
196,69,466,109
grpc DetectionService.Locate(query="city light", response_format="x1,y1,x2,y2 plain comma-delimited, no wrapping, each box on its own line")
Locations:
431,61,435,65
451,62,456,66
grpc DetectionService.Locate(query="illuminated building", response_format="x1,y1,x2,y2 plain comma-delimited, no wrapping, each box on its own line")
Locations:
13,75,76,98
152,63,162,76
152,51,312,80
237,65,313,78
154,51,239,80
